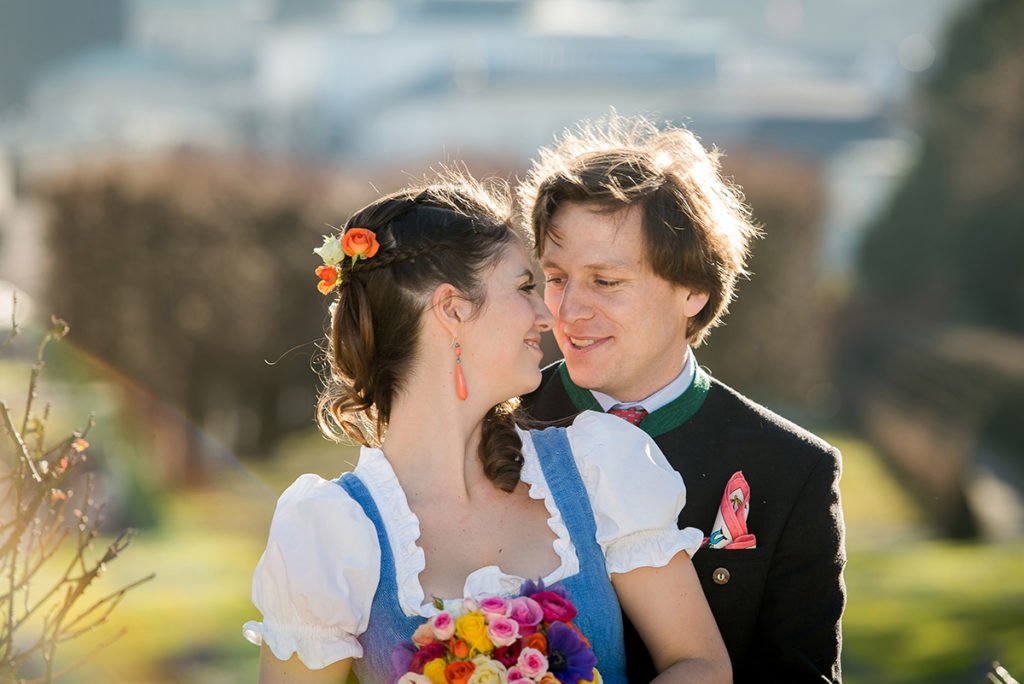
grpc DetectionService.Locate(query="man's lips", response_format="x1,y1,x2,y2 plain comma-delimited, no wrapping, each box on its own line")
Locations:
562,334,610,351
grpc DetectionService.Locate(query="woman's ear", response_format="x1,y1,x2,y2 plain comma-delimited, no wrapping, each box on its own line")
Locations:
430,283,473,336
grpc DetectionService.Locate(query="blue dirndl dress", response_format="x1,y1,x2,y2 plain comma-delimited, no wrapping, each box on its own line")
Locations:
337,426,628,684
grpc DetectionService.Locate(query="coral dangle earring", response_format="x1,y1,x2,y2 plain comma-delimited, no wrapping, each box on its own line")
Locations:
454,338,468,400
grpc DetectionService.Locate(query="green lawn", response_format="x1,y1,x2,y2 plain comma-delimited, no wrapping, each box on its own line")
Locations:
834,431,1024,683
844,543,1024,683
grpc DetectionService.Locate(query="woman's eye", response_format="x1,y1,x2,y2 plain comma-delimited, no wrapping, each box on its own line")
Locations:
520,283,538,294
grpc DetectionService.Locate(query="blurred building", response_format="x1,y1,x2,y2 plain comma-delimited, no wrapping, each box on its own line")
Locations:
0,0,969,293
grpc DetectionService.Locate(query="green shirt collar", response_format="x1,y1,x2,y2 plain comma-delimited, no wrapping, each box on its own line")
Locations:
558,362,711,438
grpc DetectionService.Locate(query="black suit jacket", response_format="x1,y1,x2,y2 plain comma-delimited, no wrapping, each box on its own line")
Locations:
523,362,846,683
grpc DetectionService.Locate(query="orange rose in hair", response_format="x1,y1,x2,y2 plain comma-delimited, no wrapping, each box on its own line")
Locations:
341,227,380,263
444,660,475,684
315,265,339,295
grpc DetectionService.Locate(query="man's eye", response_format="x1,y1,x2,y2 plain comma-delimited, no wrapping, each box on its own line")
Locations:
595,279,620,288
544,276,565,286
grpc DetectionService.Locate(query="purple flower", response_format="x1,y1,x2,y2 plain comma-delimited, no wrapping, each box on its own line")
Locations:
546,622,597,683
389,641,417,684
520,578,569,600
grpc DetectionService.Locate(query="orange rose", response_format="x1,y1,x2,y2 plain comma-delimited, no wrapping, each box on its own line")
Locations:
538,674,559,684
450,639,470,659
444,660,475,684
522,632,547,655
315,265,339,295
341,228,380,262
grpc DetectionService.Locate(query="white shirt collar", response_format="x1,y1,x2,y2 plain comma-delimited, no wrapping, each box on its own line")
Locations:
592,347,697,414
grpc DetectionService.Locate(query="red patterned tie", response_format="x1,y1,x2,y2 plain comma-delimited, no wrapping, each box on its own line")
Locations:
608,405,648,426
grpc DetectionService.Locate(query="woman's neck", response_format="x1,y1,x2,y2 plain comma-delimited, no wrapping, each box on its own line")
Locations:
380,371,494,503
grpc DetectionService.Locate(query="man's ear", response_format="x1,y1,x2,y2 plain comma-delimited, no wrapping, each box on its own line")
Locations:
431,283,473,336
683,288,710,319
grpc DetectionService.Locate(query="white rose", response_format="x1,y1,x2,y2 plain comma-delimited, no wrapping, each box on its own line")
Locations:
468,655,509,684
313,234,345,265
397,674,432,684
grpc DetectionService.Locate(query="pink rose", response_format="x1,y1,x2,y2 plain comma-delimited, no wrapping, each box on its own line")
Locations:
430,611,455,641
411,622,435,647
486,616,520,647
479,596,509,621
463,598,480,613
508,596,544,636
530,591,577,624
517,647,549,679
507,667,532,684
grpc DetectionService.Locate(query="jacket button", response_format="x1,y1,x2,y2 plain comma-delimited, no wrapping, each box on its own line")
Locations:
713,567,730,585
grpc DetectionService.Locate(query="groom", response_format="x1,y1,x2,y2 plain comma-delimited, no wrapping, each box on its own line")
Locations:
519,116,846,682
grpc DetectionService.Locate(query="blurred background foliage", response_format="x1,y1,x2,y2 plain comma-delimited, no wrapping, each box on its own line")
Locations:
0,0,1022,681
838,0,1024,540
41,156,353,484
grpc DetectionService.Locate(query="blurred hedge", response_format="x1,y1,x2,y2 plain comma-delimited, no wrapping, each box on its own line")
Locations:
698,151,832,412
39,154,373,483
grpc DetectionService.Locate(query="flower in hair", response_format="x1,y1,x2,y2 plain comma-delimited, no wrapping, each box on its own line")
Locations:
314,234,345,266
341,227,380,265
313,234,345,295
315,264,340,295
312,228,380,295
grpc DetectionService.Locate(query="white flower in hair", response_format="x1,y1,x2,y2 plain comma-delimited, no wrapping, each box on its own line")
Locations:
313,234,345,266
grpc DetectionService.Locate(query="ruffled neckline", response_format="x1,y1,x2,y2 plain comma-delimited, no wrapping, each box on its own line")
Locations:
353,430,579,618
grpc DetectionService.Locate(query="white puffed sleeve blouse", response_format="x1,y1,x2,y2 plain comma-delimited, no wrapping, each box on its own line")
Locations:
243,410,704,669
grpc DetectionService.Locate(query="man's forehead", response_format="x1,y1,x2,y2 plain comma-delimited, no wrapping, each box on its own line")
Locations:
544,204,643,261
541,246,639,272
550,201,640,227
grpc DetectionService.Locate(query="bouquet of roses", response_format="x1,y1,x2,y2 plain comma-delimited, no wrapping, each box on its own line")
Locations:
391,579,601,684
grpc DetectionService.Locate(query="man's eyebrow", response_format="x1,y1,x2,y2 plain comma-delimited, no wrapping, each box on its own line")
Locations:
584,260,634,271
542,259,634,271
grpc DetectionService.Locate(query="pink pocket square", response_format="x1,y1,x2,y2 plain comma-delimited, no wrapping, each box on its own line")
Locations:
704,470,757,549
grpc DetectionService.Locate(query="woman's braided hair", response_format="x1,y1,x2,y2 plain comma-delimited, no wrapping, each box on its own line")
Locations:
316,173,528,492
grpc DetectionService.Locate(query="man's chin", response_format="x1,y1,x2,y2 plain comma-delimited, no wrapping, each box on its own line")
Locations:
562,359,604,392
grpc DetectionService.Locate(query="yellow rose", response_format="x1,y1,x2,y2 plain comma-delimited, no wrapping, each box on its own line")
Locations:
455,612,494,654
423,658,448,684
581,669,603,684
468,655,508,684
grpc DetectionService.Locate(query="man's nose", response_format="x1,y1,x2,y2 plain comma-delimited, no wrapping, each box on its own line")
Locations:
556,281,591,322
